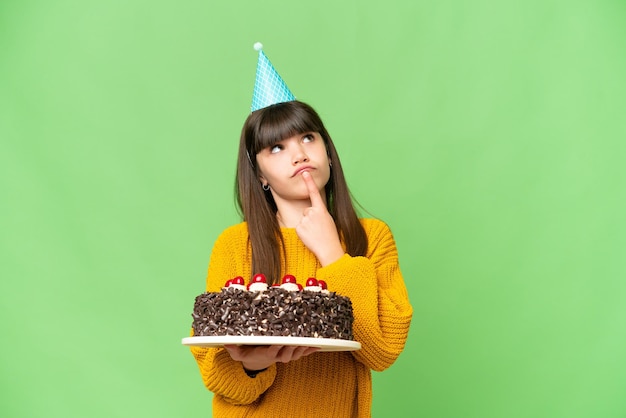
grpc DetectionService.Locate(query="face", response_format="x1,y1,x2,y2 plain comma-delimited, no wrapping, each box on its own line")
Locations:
256,131,331,204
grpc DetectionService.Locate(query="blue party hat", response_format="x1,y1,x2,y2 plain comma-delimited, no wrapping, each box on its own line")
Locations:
251,42,295,112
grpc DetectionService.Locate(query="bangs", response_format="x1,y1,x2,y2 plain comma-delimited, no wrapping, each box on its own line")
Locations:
248,102,324,154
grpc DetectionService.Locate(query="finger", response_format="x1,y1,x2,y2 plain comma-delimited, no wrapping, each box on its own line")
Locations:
277,346,320,363
223,344,244,360
302,346,321,357
292,346,320,360
276,345,298,362
266,345,285,358
223,344,243,354
301,171,325,208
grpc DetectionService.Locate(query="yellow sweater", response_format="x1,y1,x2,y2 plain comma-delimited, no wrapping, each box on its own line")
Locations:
190,218,413,417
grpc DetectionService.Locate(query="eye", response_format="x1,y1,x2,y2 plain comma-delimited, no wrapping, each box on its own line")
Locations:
269,144,283,154
302,133,315,143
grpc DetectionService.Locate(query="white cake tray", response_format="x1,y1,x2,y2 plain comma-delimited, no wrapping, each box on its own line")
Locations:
182,336,361,352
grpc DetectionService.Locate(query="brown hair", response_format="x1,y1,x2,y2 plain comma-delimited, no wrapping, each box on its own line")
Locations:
235,101,367,284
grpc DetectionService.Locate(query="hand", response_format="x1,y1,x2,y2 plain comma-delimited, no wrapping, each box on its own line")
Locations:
223,344,320,372
295,171,345,266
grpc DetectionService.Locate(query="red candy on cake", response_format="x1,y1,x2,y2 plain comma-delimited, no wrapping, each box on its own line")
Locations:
281,274,297,284
252,273,267,283
225,274,328,292
248,273,268,290
279,274,300,291
306,277,318,287
225,276,246,290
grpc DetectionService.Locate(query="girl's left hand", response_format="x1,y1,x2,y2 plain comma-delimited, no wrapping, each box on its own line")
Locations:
296,171,345,266
224,344,320,372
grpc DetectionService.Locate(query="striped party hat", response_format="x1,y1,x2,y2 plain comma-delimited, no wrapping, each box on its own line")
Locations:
250,42,295,112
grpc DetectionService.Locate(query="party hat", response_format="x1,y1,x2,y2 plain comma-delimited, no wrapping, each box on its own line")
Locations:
251,42,295,112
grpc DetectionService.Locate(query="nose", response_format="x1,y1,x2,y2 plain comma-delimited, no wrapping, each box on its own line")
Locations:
292,145,309,165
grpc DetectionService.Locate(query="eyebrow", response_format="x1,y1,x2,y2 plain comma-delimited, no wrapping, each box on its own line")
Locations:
271,131,314,146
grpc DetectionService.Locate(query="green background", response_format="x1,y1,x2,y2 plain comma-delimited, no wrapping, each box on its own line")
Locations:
2,0,625,417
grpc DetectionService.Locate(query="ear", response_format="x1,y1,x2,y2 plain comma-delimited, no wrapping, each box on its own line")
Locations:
258,174,267,185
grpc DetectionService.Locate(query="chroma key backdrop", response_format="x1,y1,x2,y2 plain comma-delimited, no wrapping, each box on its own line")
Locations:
1,0,625,417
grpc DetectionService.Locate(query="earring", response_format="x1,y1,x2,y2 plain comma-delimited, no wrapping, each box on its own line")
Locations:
262,183,270,191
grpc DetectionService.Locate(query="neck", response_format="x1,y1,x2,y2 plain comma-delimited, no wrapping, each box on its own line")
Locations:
272,194,328,228
275,200,311,228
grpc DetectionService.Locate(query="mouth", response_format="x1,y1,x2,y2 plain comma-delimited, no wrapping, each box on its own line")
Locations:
292,166,315,177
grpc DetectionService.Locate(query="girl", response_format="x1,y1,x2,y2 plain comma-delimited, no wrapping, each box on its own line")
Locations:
190,100,413,417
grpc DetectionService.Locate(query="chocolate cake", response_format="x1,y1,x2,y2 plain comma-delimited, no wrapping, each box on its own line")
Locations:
191,275,354,340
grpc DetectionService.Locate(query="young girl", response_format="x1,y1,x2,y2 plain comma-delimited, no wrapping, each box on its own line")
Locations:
190,100,413,417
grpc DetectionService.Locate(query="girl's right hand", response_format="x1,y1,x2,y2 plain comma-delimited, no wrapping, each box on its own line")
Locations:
223,344,320,372
295,171,345,266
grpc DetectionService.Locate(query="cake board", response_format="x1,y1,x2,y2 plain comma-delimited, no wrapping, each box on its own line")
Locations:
182,336,361,352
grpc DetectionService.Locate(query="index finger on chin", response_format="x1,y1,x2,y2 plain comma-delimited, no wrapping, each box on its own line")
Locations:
301,171,325,208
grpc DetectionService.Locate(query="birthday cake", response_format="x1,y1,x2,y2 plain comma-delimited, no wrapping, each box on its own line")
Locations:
191,274,354,340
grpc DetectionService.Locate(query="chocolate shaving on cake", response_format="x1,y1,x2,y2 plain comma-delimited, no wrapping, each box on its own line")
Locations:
191,286,354,340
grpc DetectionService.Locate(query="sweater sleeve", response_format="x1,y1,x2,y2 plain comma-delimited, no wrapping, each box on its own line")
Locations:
317,219,413,372
189,225,277,404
